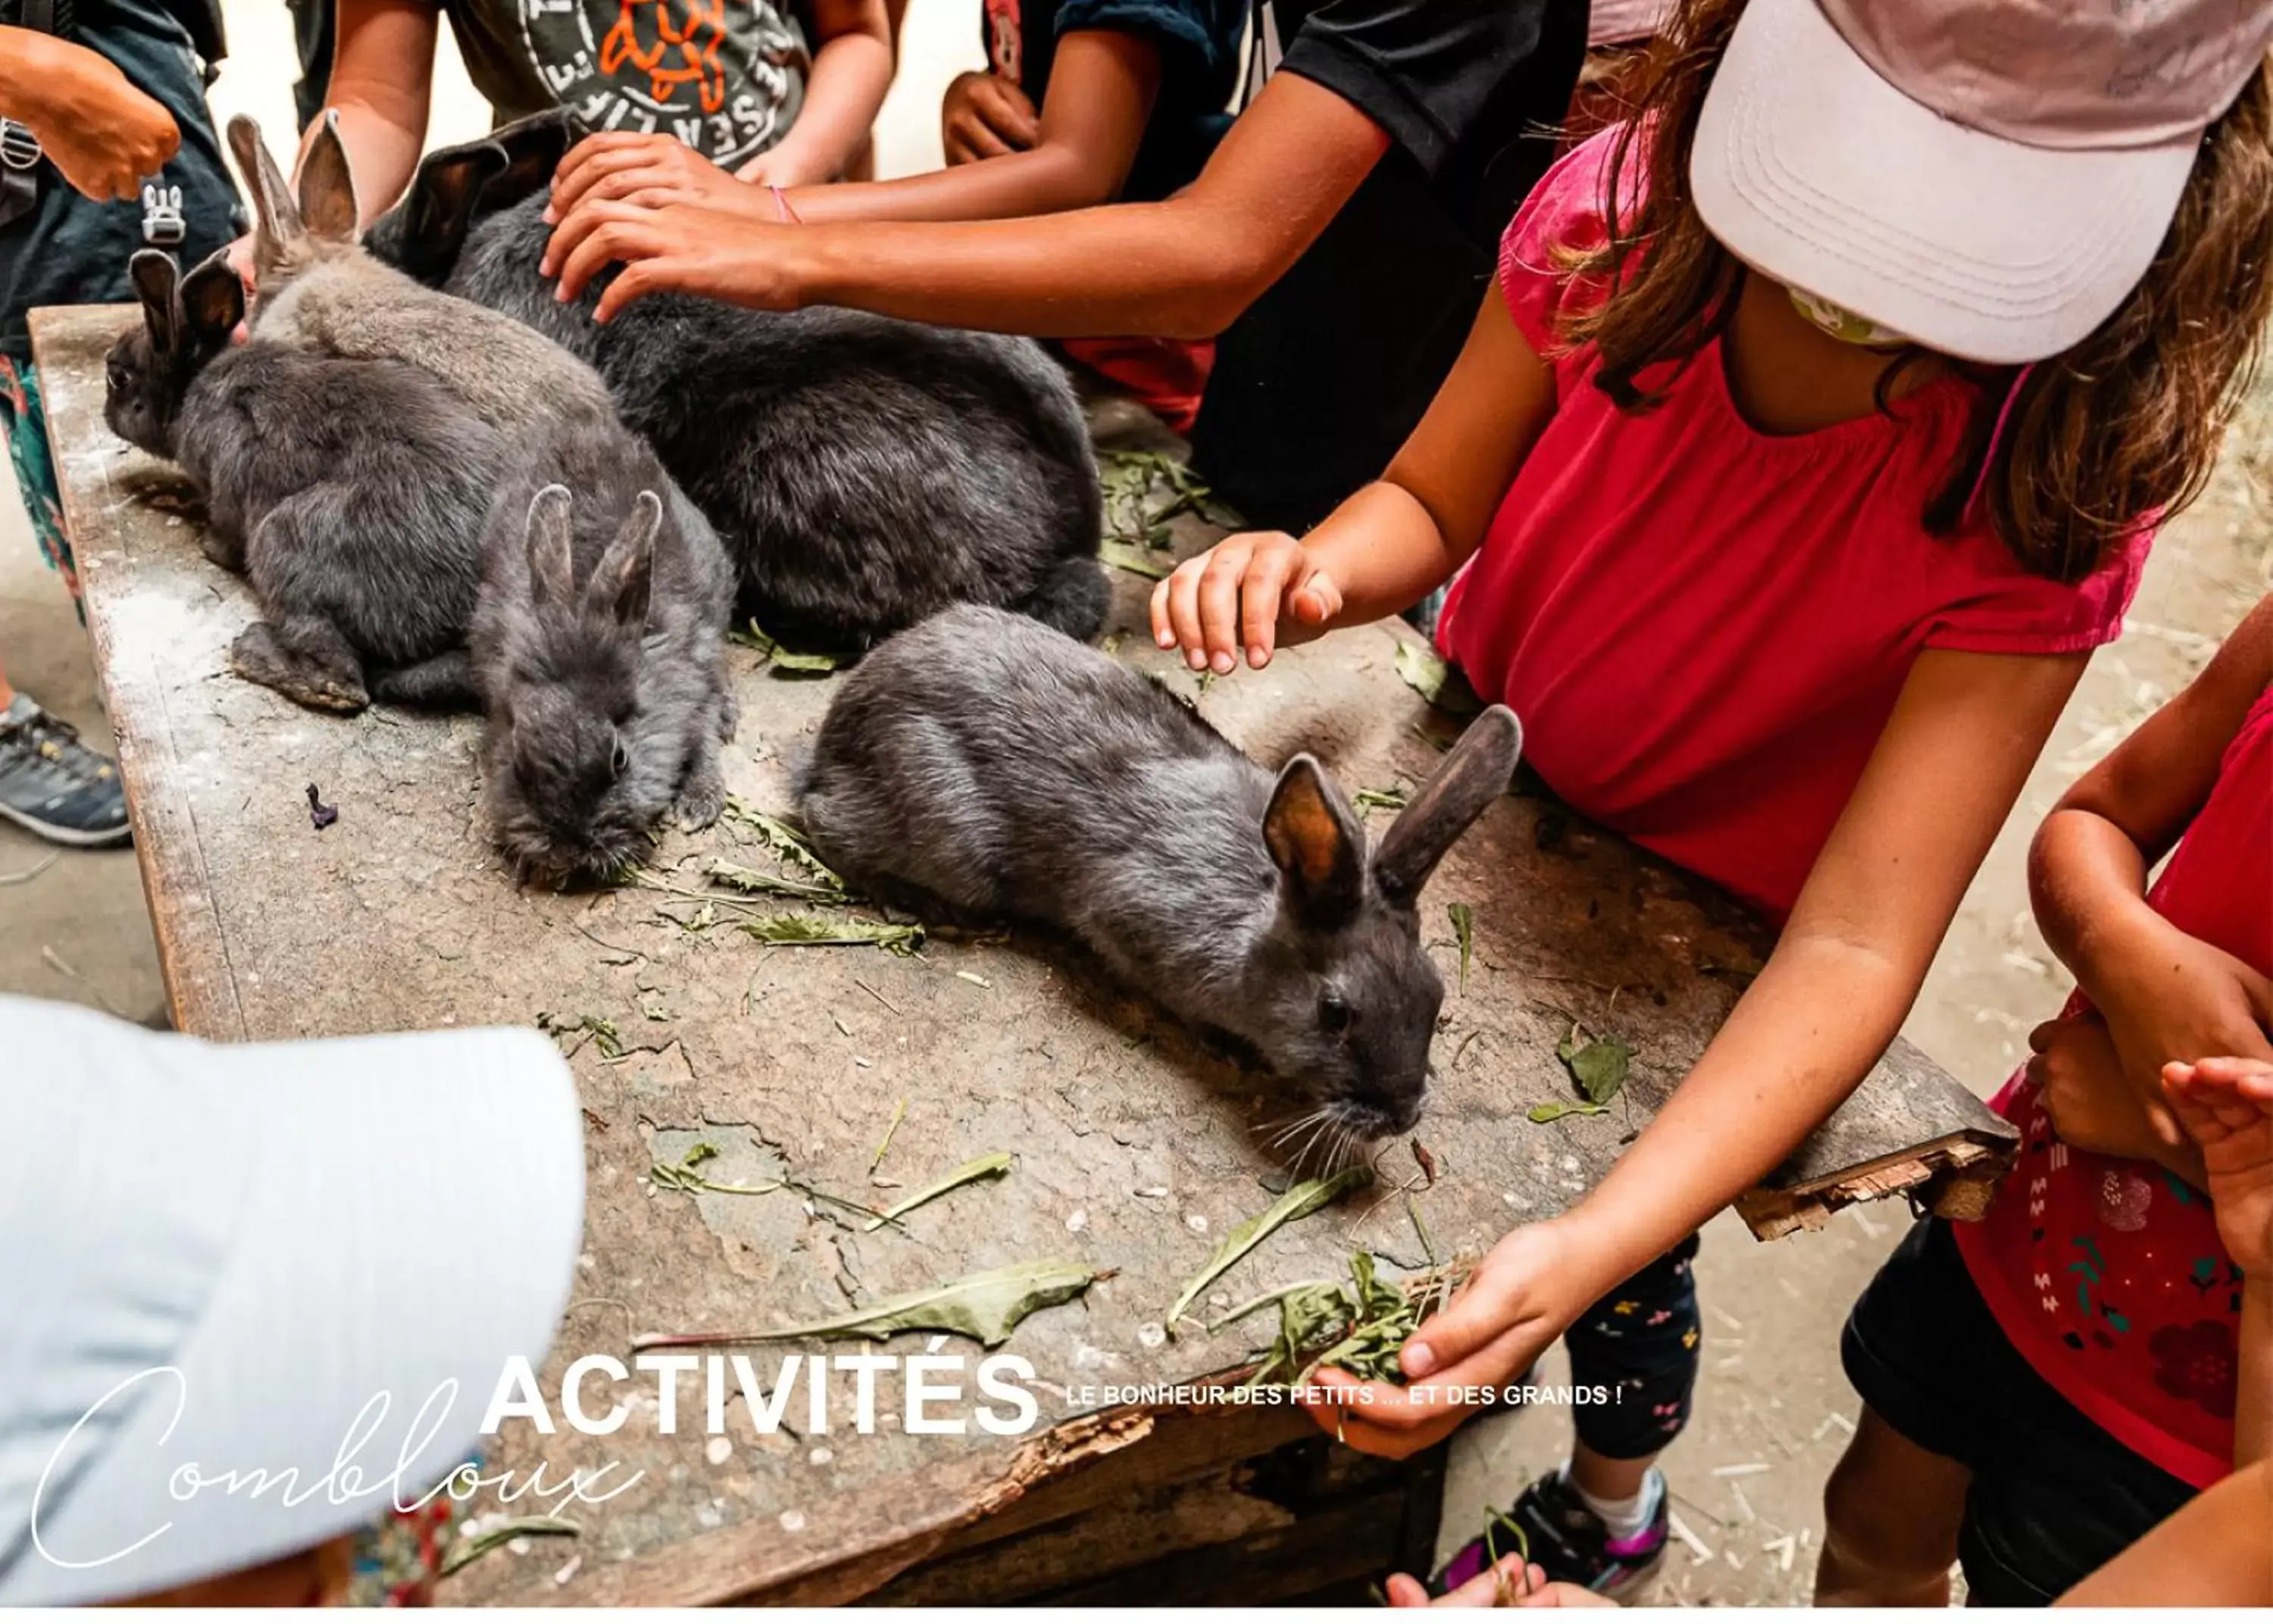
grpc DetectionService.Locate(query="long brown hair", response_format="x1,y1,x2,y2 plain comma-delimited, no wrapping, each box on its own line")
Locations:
1557,0,2273,583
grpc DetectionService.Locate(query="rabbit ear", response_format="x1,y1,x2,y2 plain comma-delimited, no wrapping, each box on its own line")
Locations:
1373,704,1521,906
588,490,660,629
128,249,181,357
524,484,576,608
296,111,362,244
177,251,246,354
227,114,304,260
389,139,507,274
1263,754,1366,926
488,108,578,203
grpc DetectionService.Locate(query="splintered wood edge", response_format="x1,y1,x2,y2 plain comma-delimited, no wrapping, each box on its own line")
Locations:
1733,1132,2016,1241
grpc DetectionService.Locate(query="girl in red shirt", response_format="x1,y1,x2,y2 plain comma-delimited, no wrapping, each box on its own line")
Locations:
1819,597,2273,1603
1149,0,2273,1596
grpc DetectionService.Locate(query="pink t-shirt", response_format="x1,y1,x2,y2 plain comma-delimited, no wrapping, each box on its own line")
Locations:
1954,684,2273,1489
1436,133,2150,918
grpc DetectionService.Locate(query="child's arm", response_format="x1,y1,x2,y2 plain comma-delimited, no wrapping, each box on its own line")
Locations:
2058,1459,2273,1606
2030,596,2273,1139
0,25,179,201
542,69,1392,333
783,33,1167,223
300,0,438,226
733,0,894,189
1149,286,1556,672
1310,646,2089,1459
2161,1055,2273,1468
941,70,1039,164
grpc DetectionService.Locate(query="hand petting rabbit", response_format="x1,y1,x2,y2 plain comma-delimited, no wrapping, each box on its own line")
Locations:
796,605,1523,1141
105,248,503,714
364,113,1109,654
471,411,739,889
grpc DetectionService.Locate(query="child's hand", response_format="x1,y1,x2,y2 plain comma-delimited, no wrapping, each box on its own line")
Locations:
941,70,1040,164
546,200,802,320
1385,1560,1611,1607
2093,920,2273,1145
2030,1011,2176,1163
1149,532,1344,674
11,35,180,201
1299,1220,1597,1457
542,133,766,236
2162,1057,2273,1276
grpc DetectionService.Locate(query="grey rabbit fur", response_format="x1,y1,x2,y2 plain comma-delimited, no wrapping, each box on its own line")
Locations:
361,111,1108,654
104,247,505,714
473,412,739,889
228,111,614,438
796,606,1524,1141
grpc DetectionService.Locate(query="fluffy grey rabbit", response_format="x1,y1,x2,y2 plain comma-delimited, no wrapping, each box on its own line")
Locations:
471,412,739,888
362,113,1108,654
228,111,613,437
796,606,1524,1141
105,248,504,713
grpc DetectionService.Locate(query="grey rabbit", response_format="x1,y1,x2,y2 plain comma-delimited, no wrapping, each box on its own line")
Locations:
472,412,739,888
104,248,505,714
228,111,614,438
796,606,1524,1140
362,112,1108,654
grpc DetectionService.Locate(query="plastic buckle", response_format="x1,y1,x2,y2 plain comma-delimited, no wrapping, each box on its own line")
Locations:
0,121,40,173
141,180,186,246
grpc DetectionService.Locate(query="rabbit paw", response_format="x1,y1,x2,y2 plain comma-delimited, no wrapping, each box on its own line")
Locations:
230,623,370,714
675,776,726,832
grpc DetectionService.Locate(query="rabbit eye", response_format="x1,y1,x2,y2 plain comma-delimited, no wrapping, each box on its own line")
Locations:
1319,991,1352,1035
608,738,630,779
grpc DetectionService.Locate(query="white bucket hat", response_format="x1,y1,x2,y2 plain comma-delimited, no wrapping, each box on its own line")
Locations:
1692,0,2273,363
0,998,586,1604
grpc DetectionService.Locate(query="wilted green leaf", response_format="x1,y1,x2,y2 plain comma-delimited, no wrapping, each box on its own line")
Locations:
727,620,777,655
1099,540,1174,579
1167,1165,1371,1330
538,1011,623,1059
769,647,840,677
630,1258,1097,1351
1355,785,1412,811
1556,1027,1635,1106
863,1151,1012,1230
739,914,925,955
1448,903,1474,993
722,798,843,888
439,1516,579,1579
1393,640,1482,716
1527,1100,1609,1124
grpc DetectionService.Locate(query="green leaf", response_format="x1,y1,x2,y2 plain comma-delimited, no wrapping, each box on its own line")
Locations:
539,1011,623,1059
1555,1029,1634,1106
727,620,777,656
1354,785,1411,811
1099,540,1174,579
1393,640,1482,716
439,1516,580,1579
863,1151,1013,1231
630,1258,1097,1351
739,914,925,955
1527,1100,1609,1123
1166,1165,1371,1330
707,860,843,901
1448,903,1474,994
769,647,841,677
721,798,844,890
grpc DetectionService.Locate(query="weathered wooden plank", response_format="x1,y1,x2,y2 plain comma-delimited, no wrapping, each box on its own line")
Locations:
32,301,2015,1606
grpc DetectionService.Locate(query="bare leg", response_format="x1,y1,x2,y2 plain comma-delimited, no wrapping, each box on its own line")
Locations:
1815,1405,1969,1606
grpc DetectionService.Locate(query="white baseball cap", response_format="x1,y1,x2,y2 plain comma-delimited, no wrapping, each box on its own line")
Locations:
1693,0,2273,363
0,998,585,1604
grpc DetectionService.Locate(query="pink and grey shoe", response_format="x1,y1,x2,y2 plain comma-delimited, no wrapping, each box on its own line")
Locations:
1434,1468,1668,1601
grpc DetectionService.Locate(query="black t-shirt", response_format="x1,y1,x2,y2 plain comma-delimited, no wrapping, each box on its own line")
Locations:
0,0,240,361
1190,0,1587,532
979,0,1246,203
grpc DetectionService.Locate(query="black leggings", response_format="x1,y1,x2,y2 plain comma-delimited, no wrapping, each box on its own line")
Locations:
1562,1233,1703,1460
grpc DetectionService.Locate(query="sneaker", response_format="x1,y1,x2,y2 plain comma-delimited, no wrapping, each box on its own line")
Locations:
1434,1469,1668,1601
0,695,130,848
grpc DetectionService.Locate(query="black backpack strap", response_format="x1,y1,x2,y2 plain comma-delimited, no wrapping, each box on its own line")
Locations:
0,0,50,233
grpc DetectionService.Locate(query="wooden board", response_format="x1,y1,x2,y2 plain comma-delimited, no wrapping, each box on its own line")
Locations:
33,304,2016,1605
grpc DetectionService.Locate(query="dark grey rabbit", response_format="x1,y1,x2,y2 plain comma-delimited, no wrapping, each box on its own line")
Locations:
363,113,1108,654
472,413,739,888
796,606,1524,1141
104,248,504,713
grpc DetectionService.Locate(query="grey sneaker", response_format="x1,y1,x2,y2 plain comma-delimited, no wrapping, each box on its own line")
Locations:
0,695,130,848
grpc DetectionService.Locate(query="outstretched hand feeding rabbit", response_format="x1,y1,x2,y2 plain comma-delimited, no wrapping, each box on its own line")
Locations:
227,111,613,438
364,113,1108,654
105,248,504,714
796,606,1524,1140
472,411,738,888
